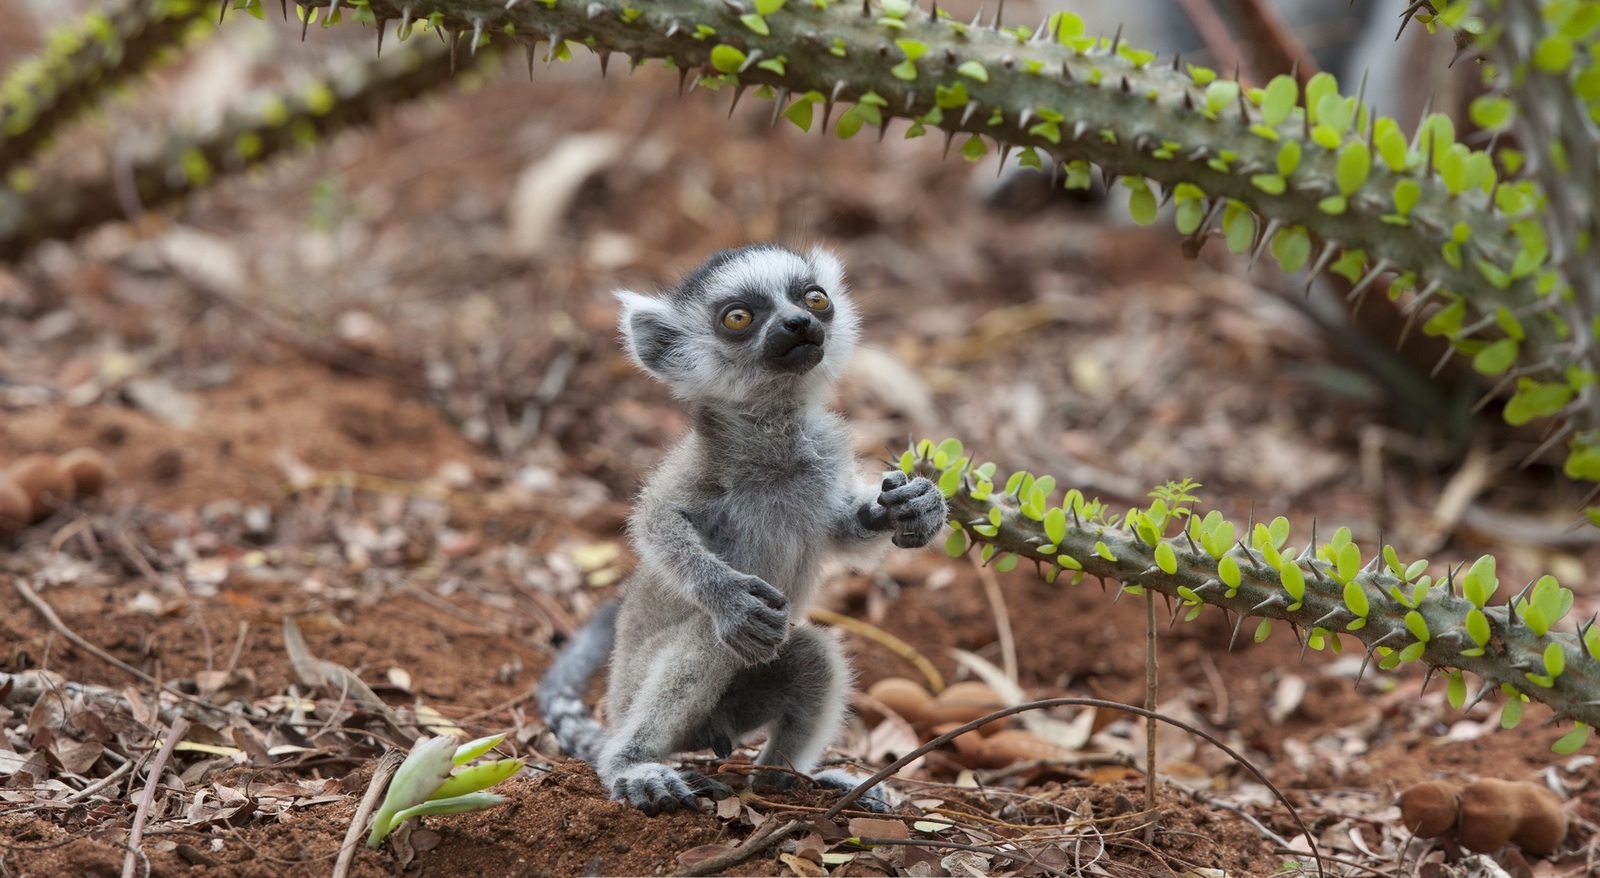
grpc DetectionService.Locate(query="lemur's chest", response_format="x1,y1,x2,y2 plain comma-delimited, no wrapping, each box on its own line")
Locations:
695,446,846,591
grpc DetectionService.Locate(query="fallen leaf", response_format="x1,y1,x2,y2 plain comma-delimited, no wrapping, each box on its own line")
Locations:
676,844,734,867
848,816,910,841
779,852,827,876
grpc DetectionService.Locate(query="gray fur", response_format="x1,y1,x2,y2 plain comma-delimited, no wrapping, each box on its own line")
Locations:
536,245,946,815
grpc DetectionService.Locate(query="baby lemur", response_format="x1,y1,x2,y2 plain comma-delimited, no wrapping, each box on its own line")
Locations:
538,245,946,814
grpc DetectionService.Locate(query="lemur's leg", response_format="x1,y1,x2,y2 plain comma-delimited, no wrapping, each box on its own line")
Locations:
710,627,893,811
598,630,736,815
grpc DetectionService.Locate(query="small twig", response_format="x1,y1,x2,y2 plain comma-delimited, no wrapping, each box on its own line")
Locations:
332,748,404,878
671,817,803,877
973,560,1017,684
122,717,190,878
822,697,1326,878
1143,587,1158,846
13,578,228,716
808,606,945,692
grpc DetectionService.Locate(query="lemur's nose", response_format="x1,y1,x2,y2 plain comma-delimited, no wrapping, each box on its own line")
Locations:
782,314,812,332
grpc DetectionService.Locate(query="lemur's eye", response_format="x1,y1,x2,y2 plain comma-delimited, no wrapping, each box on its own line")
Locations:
803,288,830,311
721,307,753,331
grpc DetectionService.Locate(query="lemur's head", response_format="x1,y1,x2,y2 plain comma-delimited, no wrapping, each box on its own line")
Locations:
616,245,859,407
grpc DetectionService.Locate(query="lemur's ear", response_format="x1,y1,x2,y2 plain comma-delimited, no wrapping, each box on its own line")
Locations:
616,290,678,380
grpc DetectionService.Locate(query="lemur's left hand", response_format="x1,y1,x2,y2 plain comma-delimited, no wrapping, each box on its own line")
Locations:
859,471,947,548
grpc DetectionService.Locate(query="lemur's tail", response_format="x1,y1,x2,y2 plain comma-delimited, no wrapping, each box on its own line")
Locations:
537,601,619,764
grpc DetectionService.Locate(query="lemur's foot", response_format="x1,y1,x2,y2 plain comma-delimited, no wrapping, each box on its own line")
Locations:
611,763,723,814
752,768,892,813
812,769,893,813
865,472,947,549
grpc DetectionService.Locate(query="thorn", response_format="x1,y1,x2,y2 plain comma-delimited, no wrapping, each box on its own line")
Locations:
1355,631,1402,688
1419,666,1436,696
995,144,1012,173
1312,609,1346,630
971,4,984,28
992,0,1004,29
218,0,229,24
930,0,940,21
1132,133,1152,152
1109,22,1122,55
878,118,890,142
1071,120,1087,140
1120,75,1131,94
375,17,387,55
1032,15,1049,42
1237,85,1252,124
598,49,611,76
1172,51,1181,72
1017,109,1032,130
1186,145,1210,161
728,85,747,118
1049,162,1061,188
960,102,980,126
301,7,310,40
1521,421,1576,469
471,18,483,56
526,41,537,79
1229,614,1247,651
863,0,871,16
771,88,790,128
398,5,411,38
281,0,288,21
1345,258,1392,305
942,129,956,158
1100,166,1116,190
448,28,459,72
1349,69,1368,134
1303,242,1339,295
1252,594,1285,614
666,20,681,37
1401,278,1442,315
1250,220,1282,270
831,80,849,104
686,71,702,93
547,32,564,66
1182,91,1194,111
1462,682,1496,711
1061,61,1073,81
1168,601,1185,631
677,67,689,95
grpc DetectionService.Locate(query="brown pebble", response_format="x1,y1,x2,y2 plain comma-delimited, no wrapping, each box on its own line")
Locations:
1398,780,1460,839
7,454,72,521
57,448,109,497
151,448,183,483
0,477,30,534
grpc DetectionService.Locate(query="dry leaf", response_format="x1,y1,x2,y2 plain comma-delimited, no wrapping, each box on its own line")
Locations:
779,852,828,877
848,816,910,841
676,844,735,867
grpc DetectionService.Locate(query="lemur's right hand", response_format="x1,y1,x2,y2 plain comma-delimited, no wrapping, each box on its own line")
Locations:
708,572,789,664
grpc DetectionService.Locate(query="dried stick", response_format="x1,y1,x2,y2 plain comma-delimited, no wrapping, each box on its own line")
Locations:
121,717,190,878
1143,588,1158,845
973,560,1017,684
821,696,1325,878
12,578,227,717
332,748,405,878
672,817,802,877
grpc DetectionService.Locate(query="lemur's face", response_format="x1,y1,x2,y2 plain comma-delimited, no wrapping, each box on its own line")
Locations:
617,245,860,406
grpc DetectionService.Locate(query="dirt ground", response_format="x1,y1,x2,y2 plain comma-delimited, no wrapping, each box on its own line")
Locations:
1,6,1598,877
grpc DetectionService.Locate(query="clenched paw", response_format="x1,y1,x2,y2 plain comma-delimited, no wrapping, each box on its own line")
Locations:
812,769,893,813
610,763,710,815
864,472,947,549
711,572,790,665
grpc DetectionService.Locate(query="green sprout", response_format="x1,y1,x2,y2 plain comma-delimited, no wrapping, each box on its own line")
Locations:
366,733,524,848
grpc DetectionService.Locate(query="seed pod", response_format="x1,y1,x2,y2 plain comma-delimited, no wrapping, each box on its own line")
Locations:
921,681,1007,731
865,677,935,724
57,448,109,497
1398,780,1460,838
7,454,72,521
0,477,30,534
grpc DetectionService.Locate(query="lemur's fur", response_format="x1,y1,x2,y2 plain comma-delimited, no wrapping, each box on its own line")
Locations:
537,245,947,814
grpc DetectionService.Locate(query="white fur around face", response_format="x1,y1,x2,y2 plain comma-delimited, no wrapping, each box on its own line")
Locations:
614,246,860,410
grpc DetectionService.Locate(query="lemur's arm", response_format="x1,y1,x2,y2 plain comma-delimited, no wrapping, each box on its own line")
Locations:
634,497,790,665
833,471,947,549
